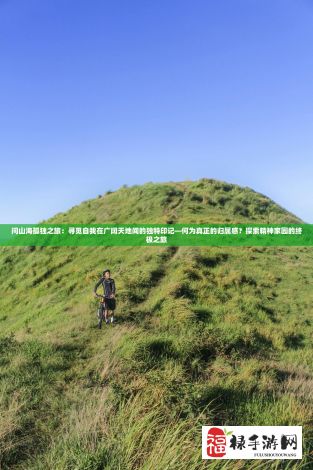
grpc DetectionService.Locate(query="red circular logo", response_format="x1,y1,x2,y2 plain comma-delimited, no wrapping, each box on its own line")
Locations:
206,427,227,458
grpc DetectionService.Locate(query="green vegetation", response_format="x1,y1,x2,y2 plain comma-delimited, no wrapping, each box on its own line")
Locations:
0,179,312,469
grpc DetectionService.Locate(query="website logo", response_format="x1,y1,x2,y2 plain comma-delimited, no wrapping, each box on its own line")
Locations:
202,426,302,459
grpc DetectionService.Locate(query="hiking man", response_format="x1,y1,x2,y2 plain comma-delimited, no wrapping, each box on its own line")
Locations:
94,269,116,325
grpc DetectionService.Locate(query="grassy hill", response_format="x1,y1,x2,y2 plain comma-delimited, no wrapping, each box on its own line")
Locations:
0,178,312,469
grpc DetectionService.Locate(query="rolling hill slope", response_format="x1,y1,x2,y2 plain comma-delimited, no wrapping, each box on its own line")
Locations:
0,178,312,469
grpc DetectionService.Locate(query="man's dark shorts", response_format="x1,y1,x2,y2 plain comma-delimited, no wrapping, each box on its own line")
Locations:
104,297,116,311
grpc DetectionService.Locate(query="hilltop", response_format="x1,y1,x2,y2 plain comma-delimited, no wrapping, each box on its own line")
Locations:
0,179,312,469
43,178,302,225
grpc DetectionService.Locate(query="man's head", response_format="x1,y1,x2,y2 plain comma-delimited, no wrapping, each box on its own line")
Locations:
103,269,110,279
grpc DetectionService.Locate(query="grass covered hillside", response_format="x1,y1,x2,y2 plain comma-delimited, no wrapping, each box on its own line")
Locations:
0,178,312,469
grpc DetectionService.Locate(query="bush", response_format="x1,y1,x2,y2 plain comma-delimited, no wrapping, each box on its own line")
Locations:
189,193,203,202
160,188,184,206
233,204,249,217
217,195,231,206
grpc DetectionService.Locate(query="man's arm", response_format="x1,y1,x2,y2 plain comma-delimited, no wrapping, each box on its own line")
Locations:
93,277,103,297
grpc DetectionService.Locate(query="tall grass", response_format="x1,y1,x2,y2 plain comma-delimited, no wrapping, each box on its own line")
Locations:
0,180,312,468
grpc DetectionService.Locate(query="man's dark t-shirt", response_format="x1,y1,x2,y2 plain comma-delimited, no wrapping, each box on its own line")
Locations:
94,277,116,298
94,277,116,311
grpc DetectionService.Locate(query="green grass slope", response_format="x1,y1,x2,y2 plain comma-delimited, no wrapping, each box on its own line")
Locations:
0,179,312,469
